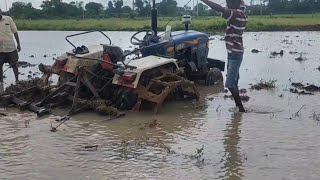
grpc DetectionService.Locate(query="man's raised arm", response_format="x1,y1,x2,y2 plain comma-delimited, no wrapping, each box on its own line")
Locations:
201,0,225,13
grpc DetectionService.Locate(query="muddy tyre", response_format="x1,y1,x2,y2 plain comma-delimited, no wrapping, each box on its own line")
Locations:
205,68,223,86
58,71,75,86
113,88,137,110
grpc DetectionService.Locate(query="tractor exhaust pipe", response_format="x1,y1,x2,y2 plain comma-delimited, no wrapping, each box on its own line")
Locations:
151,0,157,36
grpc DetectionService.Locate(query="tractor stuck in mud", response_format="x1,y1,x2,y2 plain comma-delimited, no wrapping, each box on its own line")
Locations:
0,1,225,120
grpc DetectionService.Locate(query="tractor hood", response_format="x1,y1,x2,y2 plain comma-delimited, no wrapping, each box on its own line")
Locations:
170,30,209,44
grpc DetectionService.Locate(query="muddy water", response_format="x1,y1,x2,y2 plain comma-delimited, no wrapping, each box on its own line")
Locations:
1,31,320,180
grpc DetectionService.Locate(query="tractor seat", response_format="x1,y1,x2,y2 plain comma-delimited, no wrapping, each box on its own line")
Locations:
73,45,89,54
103,45,124,63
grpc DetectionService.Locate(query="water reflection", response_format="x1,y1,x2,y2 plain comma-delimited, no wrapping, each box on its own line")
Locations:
221,112,244,180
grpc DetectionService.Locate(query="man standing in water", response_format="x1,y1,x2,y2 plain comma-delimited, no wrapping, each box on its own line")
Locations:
0,9,21,92
201,0,247,112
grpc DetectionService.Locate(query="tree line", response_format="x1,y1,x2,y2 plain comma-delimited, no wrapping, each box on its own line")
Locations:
4,0,320,19
248,0,320,15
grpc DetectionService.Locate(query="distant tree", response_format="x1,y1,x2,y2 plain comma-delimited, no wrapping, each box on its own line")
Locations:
106,1,114,16
85,2,104,16
157,0,177,16
40,0,83,18
122,5,132,14
113,0,123,16
135,0,144,13
9,2,41,19
107,1,114,9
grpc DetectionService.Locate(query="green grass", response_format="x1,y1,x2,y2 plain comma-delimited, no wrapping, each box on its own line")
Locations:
15,14,320,32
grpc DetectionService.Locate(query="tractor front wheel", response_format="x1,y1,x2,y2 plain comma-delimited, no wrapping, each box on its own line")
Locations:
205,68,223,86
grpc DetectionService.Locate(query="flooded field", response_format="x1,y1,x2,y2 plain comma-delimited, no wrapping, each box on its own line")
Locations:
1,31,320,180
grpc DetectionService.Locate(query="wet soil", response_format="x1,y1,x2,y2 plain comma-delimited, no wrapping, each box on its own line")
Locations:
79,99,124,117
16,61,37,68
250,80,277,90
291,82,320,91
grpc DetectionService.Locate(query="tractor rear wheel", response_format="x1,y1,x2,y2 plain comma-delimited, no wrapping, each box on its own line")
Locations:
205,68,223,86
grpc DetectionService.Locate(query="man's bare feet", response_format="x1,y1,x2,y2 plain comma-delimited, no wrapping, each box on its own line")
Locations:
239,106,246,112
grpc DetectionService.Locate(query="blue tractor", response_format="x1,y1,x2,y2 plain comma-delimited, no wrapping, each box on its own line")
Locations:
129,0,225,86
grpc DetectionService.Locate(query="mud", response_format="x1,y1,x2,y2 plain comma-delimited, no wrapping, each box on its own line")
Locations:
16,61,37,68
224,94,250,101
281,39,292,44
250,80,277,90
4,78,45,94
289,88,314,95
270,50,284,56
139,119,159,130
251,49,261,53
78,99,124,117
291,82,320,92
289,51,299,54
4,79,51,104
239,88,247,94
295,54,307,61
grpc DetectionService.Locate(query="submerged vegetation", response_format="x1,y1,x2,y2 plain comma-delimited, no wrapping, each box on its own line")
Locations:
250,79,277,90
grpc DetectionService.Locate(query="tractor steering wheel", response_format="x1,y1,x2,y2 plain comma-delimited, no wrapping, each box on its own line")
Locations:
130,29,155,46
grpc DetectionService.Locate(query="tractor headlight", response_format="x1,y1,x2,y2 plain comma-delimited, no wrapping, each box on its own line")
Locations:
182,15,192,24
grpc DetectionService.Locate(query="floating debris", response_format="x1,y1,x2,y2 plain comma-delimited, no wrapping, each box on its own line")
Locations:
24,119,30,128
305,85,320,92
251,49,261,53
29,55,35,58
84,145,98,150
295,53,307,61
78,99,124,117
250,79,277,90
291,82,320,92
281,39,292,44
289,51,299,54
140,119,159,129
191,101,208,109
271,50,284,56
17,61,37,68
310,112,320,122
290,88,314,95
291,82,304,88
194,145,205,164
317,66,320,72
